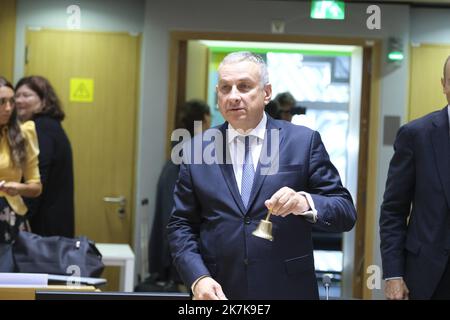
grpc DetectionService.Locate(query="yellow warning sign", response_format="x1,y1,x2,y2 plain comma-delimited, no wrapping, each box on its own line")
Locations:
70,78,94,102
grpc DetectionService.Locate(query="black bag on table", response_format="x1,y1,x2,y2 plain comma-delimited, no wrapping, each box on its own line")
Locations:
12,231,104,277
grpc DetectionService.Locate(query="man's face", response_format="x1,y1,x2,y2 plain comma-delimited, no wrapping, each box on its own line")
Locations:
441,60,450,105
216,61,271,132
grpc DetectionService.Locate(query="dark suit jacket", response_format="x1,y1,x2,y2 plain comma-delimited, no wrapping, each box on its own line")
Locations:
380,106,450,299
25,115,75,237
168,116,356,299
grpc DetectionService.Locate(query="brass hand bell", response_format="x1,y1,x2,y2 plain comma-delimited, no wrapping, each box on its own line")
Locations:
252,208,273,241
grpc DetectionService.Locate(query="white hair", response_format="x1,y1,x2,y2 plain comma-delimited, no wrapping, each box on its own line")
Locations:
218,51,269,86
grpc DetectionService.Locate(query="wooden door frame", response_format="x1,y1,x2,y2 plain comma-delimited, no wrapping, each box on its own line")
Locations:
167,31,381,299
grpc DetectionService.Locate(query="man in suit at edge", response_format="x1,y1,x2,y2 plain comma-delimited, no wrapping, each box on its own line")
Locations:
380,56,450,300
167,52,356,300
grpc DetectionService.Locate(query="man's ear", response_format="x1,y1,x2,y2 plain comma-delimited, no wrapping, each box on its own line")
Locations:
441,78,446,94
263,83,272,104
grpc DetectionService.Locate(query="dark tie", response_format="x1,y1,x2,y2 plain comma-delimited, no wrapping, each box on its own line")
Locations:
241,136,255,208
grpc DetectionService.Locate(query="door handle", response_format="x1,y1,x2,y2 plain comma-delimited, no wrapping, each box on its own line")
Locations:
103,196,126,205
103,196,126,218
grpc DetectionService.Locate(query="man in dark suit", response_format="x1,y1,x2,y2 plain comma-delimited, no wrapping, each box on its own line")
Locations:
167,52,356,300
380,56,450,300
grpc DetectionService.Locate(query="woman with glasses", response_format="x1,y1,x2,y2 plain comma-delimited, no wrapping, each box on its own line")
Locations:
0,76,42,243
15,76,74,238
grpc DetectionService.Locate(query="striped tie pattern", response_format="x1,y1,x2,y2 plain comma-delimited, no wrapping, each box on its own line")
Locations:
241,136,255,208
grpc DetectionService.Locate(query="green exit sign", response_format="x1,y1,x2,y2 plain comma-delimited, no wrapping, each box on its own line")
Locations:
311,1,345,20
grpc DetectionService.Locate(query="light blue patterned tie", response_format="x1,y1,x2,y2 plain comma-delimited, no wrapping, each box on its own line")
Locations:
241,136,255,208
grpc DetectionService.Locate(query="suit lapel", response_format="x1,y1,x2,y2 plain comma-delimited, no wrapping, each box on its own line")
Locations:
246,117,283,213
431,107,450,209
217,123,247,215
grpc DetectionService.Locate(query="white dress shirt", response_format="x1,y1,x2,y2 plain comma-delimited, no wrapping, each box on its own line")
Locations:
447,105,450,135
227,113,266,194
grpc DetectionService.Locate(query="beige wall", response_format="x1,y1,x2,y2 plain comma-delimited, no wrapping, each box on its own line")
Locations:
0,0,16,80
186,41,208,101
409,45,450,121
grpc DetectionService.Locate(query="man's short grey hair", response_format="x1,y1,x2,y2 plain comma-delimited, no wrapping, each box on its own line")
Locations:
218,51,269,86
444,55,450,79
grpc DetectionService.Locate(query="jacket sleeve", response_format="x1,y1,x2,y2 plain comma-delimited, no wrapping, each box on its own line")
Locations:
167,160,211,289
379,125,415,279
21,121,41,184
307,131,357,232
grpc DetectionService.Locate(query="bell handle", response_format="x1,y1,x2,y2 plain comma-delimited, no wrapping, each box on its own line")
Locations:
264,208,272,221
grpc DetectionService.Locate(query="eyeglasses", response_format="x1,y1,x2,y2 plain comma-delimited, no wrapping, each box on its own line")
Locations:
0,97,15,107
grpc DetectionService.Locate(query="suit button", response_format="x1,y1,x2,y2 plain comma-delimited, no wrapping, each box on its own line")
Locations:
244,259,248,265
244,217,251,225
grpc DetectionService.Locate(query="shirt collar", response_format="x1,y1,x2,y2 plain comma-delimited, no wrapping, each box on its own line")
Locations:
227,112,267,144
